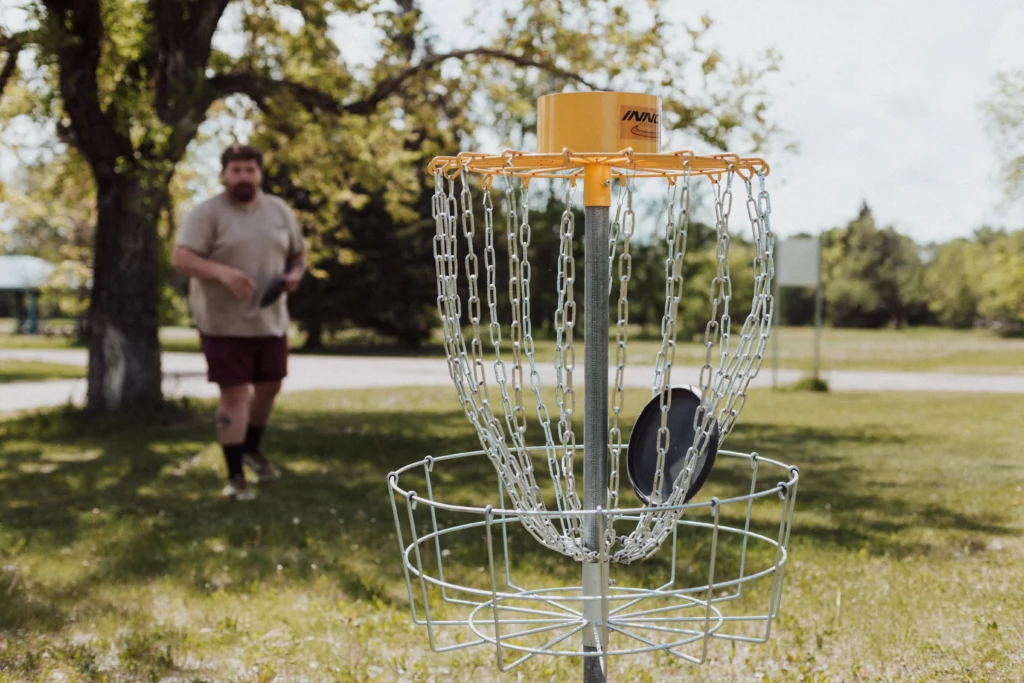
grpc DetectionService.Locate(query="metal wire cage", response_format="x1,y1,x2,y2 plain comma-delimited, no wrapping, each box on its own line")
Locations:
387,446,799,673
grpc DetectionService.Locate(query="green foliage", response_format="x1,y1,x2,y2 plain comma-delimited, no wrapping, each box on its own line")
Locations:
0,151,94,326
985,69,1024,201
0,148,190,330
218,0,785,344
807,206,1024,333
821,203,929,329
924,238,981,328
788,375,830,392
974,228,1024,334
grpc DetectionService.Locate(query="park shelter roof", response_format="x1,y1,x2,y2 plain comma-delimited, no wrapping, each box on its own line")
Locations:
0,255,55,290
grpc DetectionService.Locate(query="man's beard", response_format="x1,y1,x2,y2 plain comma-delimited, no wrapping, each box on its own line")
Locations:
227,183,257,203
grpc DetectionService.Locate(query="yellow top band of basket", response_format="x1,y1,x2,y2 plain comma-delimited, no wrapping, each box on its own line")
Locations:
537,91,662,154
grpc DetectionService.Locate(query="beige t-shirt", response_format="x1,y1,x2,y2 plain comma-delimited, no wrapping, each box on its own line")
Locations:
175,192,306,337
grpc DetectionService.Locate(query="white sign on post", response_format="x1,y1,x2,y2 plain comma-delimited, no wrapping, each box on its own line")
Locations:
777,237,820,287
772,236,824,388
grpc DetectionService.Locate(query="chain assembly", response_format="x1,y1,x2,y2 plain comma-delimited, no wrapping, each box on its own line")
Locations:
430,151,774,563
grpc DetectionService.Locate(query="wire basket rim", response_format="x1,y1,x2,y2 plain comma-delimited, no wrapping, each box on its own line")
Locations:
387,447,799,519
426,148,771,185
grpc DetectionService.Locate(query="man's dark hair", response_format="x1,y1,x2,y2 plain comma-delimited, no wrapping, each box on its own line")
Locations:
221,143,263,171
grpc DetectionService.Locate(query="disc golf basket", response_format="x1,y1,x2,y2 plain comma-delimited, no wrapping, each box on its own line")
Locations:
387,92,800,681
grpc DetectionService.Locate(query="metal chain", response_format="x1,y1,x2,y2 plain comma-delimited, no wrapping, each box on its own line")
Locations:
460,174,488,398
606,173,635,520
429,158,774,565
501,174,535,489
432,171,564,554
712,170,775,435
648,178,681,505
514,177,570,530
553,179,583,527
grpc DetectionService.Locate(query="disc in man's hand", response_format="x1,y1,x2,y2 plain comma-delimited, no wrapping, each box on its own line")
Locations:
626,386,720,505
259,275,287,308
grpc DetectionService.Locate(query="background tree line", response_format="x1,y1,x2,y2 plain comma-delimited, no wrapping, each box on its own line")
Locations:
7,160,1022,346
0,3,1022,415
779,203,1024,336
0,0,781,411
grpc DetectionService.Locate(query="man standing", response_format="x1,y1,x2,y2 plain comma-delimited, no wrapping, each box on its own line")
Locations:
172,144,306,499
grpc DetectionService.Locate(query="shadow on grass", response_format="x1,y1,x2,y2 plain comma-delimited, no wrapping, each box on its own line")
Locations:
720,420,1017,555
1,396,1018,640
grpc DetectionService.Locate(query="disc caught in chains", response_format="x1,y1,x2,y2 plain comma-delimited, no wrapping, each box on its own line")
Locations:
627,385,720,505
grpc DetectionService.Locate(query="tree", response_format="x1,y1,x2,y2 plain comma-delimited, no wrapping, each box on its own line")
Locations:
985,69,1024,202
0,150,95,334
821,203,926,328
239,2,782,349
975,229,1024,335
923,238,980,329
1,1,780,411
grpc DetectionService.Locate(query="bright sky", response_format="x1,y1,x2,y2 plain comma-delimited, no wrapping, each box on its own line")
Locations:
2,1,1023,244
665,0,1024,242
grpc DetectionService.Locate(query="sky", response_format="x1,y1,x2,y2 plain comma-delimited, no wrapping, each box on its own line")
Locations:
658,0,1024,242
2,1,1023,244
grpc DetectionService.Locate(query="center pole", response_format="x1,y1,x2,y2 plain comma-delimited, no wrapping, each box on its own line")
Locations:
536,90,663,683
582,163,611,683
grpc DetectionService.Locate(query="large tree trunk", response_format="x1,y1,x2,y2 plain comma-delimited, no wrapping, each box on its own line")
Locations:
86,172,165,411
302,317,325,350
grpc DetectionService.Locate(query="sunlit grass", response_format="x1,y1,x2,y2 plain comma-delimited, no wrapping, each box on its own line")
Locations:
3,325,1024,375
0,360,85,383
1,387,1022,681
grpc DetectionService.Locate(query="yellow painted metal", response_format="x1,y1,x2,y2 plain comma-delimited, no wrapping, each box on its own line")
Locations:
428,93,769,194
583,163,612,207
537,92,662,154
427,151,770,185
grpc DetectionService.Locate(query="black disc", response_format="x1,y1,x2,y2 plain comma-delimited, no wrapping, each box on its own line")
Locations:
626,386,720,505
259,275,287,307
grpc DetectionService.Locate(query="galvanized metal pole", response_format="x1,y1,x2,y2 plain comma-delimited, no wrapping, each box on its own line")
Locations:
583,203,609,683
772,265,780,390
813,235,823,382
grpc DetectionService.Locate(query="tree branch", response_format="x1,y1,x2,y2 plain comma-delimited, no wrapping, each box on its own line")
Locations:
0,30,39,102
344,48,602,115
0,36,22,101
209,47,599,118
207,71,343,115
149,0,230,123
41,1,134,179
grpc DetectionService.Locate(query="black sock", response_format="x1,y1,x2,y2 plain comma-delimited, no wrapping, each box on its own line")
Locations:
222,443,245,479
244,425,266,453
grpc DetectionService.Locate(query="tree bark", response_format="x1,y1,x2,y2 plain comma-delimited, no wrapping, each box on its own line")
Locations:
302,317,325,350
86,172,166,411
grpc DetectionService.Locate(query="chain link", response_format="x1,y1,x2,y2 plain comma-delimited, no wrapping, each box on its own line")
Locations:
606,173,635,523
434,170,569,555
554,180,583,534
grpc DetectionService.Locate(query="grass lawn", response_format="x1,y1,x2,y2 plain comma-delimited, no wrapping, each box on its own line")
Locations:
3,325,1024,378
0,360,85,383
279,326,1024,376
1,386,1023,681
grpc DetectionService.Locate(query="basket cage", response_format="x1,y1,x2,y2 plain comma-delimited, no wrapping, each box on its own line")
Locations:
387,447,799,671
387,144,798,675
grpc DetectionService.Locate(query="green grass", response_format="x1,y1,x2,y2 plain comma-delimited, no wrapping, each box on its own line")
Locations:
1,387,1022,681
0,360,85,383
283,325,1024,375
4,325,1024,376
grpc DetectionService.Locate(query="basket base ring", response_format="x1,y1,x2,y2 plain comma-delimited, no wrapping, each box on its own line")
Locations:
466,585,726,657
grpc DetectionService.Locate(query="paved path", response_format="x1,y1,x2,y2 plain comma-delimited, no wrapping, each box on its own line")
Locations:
3,348,1023,413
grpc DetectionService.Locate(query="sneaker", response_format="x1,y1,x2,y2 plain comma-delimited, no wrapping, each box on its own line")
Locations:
243,451,281,482
223,475,256,500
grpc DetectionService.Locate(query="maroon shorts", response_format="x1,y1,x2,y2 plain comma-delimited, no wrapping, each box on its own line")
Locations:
200,335,289,386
